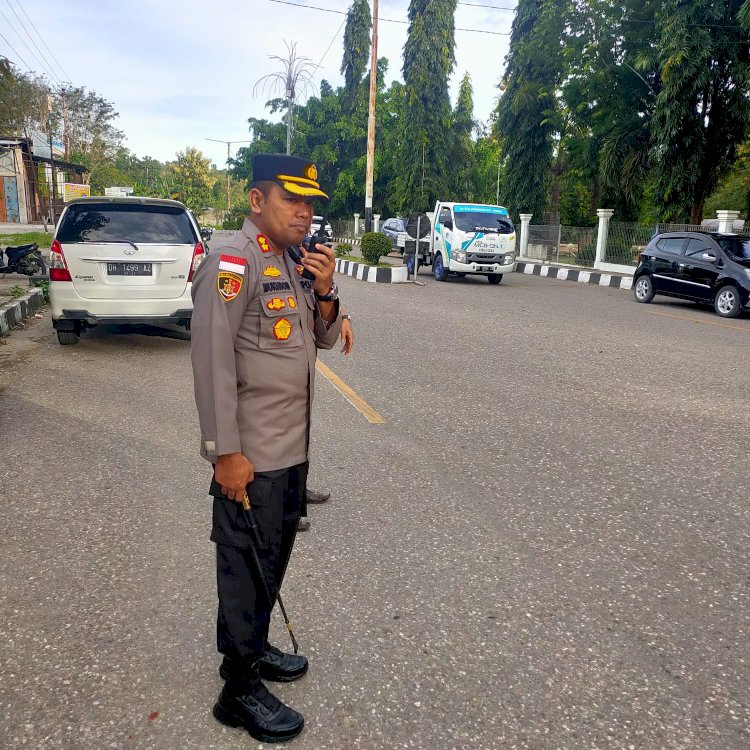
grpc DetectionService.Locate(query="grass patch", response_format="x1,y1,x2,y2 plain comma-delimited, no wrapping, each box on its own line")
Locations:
8,284,27,298
336,253,391,268
1,232,53,249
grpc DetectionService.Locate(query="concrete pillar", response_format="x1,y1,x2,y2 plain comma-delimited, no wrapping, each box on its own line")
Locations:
373,214,381,233
716,210,740,234
595,209,615,265
353,213,360,238
518,214,532,258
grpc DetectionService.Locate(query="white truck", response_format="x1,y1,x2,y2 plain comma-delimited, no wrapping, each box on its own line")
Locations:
403,201,517,284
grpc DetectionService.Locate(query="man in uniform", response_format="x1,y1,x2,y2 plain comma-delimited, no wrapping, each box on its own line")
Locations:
191,154,342,743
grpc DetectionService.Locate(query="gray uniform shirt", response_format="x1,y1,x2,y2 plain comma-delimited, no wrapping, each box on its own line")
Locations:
191,217,341,472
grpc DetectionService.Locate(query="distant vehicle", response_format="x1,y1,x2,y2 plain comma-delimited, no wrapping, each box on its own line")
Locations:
380,217,407,250
404,201,517,283
49,196,205,345
633,231,750,318
311,215,332,239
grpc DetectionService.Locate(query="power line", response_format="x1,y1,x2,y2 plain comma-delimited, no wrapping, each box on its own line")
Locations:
457,2,516,9
0,27,31,71
14,0,71,81
266,0,511,35
312,18,346,78
7,0,61,83
0,5,58,82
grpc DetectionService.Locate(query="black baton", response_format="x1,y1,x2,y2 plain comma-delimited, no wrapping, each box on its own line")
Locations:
241,492,299,654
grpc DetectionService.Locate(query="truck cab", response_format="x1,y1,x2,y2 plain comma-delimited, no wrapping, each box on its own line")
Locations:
430,202,516,283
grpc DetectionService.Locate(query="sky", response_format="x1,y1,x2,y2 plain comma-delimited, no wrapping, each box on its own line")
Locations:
0,0,516,168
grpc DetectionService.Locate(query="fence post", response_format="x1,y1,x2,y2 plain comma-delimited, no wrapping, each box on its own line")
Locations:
594,209,614,268
519,213,532,258
353,213,360,238
374,214,381,232
716,210,740,234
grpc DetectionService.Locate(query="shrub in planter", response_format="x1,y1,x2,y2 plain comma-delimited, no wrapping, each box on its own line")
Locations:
360,232,391,265
335,242,353,258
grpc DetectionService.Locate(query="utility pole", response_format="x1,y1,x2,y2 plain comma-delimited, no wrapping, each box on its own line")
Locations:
364,0,378,233
206,138,251,217
46,95,57,224
60,86,69,160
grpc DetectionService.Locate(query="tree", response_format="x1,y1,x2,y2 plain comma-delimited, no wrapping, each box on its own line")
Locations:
651,0,750,223
452,72,476,199
496,0,566,222
397,0,458,212
167,147,214,212
341,0,371,109
253,41,316,155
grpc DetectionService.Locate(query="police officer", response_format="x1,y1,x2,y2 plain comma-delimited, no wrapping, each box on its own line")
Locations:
191,154,342,743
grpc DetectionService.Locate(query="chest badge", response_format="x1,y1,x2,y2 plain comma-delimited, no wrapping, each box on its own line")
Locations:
267,297,286,311
295,265,304,276
257,233,271,253
263,265,282,277
287,297,297,309
217,271,243,302
273,318,292,340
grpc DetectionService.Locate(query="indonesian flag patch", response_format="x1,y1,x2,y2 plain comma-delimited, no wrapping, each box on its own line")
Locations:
218,271,243,302
218,254,246,275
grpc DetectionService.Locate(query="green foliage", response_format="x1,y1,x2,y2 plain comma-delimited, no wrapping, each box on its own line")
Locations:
396,0,458,212
341,0,371,107
496,0,567,221
30,278,50,303
1,232,52,248
8,284,26,298
359,232,391,264
335,242,353,257
167,147,214,212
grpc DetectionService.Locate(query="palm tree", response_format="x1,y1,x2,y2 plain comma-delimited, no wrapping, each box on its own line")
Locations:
253,41,316,155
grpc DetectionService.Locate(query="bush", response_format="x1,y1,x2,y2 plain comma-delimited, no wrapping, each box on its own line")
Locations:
335,242,353,258
360,232,391,265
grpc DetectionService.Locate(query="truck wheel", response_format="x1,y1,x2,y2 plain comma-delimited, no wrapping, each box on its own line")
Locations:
57,330,80,345
487,274,503,284
433,254,448,281
405,254,415,276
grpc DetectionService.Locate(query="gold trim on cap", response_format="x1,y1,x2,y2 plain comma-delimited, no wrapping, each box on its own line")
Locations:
281,180,329,199
276,173,320,188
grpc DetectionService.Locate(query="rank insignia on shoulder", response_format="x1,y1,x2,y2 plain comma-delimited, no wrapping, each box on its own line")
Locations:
287,296,297,308
295,265,304,276
263,265,282,277
219,254,246,275
266,297,286,311
218,271,243,302
273,318,292,340
257,234,271,253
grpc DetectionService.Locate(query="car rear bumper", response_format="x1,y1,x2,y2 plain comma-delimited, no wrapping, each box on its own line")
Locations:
50,281,193,325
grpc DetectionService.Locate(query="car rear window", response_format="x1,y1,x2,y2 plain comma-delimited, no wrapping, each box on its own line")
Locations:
57,203,196,244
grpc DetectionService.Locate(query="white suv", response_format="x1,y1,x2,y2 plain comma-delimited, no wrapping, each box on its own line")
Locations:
50,197,205,345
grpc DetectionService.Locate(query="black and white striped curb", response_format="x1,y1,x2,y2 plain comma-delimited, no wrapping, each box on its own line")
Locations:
514,261,634,290
335,258,409,283
0,287,45,334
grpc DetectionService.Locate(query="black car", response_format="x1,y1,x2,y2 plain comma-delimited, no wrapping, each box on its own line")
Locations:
633,232,750,318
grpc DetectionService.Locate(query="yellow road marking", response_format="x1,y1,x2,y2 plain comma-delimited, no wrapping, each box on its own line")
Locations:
648,310,750,334
315,360,385,424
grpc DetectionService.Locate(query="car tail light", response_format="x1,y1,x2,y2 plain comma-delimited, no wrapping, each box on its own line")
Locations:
49,239,72,281
188,242,205,282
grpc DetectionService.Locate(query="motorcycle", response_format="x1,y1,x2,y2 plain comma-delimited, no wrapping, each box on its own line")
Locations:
0,242,48,277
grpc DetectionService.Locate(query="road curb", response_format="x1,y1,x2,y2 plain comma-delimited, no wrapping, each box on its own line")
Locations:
0,287,45,334
514,261,634,290
335,258,409,284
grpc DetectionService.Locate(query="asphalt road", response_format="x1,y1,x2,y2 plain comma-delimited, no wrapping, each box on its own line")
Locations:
1,269,749,750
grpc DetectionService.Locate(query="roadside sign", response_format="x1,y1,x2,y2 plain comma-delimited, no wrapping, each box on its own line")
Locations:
63,183,90,202
104,186,134,197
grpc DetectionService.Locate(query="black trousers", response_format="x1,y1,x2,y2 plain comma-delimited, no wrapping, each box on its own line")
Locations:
209,462,308,663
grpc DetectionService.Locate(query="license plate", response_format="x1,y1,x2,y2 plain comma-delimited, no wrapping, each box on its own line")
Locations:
107,262,152,276
479,265,492,272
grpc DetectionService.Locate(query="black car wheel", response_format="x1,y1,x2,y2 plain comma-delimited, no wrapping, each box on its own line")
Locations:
634,275,655,303
57,330,80,345
714,284,741,318
487,274,503,284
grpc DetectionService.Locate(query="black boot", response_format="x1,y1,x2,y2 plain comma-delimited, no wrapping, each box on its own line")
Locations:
220,644,309,682
213,665,304,743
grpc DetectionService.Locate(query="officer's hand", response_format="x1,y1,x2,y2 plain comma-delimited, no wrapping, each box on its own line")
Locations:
340,317,354,354
215,452,254,501
301,243,335,296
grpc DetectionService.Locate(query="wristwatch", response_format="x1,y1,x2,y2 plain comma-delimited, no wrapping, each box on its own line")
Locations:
341,313,351,322
315,282,339,302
